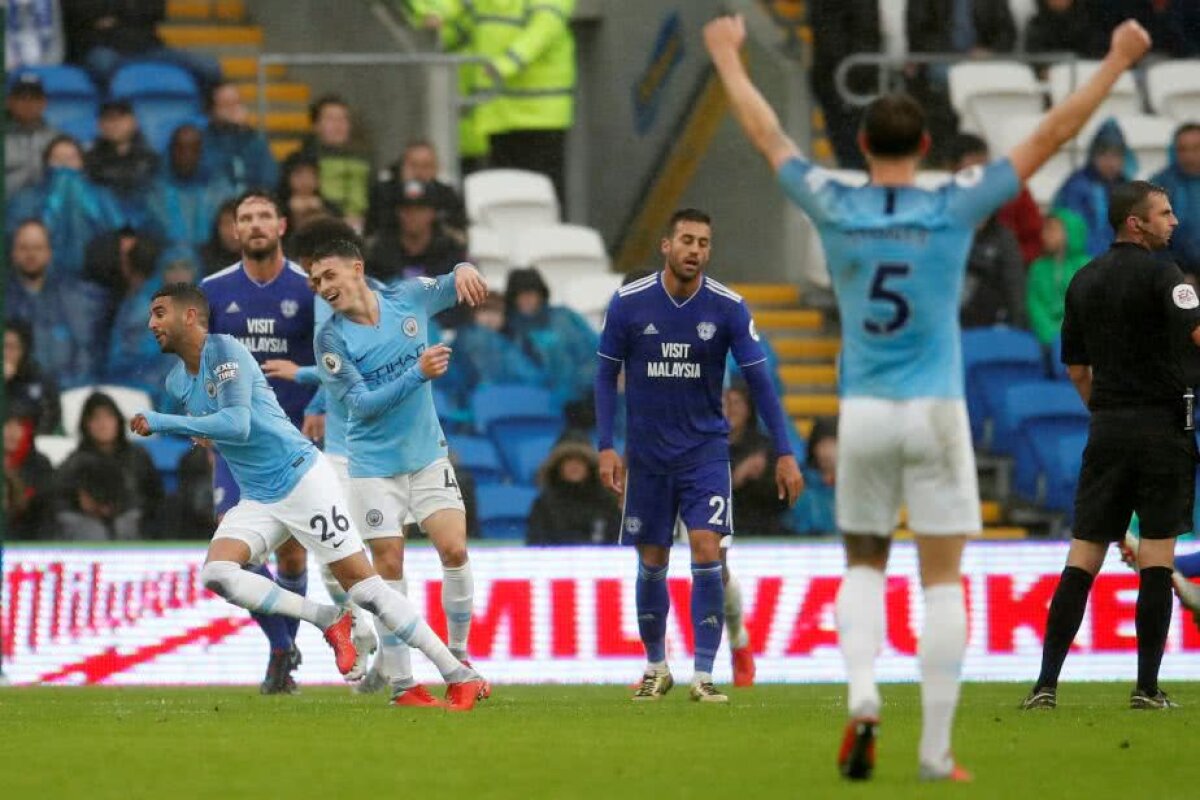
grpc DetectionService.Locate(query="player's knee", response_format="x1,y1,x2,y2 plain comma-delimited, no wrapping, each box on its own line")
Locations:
201,561,241,598
843,534,890,568
370,541,405,579
438,542,468,568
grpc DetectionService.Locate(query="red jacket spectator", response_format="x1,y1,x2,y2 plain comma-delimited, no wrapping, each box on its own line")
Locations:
997,188,1044,265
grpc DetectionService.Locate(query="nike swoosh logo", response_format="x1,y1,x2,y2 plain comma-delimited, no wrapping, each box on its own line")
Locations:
332,539,345,549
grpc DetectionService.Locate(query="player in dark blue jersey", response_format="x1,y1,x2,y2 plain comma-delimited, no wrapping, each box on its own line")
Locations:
705,12,1152,782
200,190,322,694
595,208,802,703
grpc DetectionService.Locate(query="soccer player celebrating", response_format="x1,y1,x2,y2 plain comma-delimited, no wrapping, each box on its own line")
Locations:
308,238,489,707
133,283,485,709
703,12,1152,782
594,208,803,704
202,190,324,694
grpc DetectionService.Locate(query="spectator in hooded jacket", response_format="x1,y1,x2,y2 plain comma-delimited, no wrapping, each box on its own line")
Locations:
4,403,56,539
84,99,159,227
1027,209,1092,346
1151,123,1200,279
297,95,371,228
7,133,125,280
201,80,278,195
54,391,163,539
960,213,1027,329
441,293,546,407
527,441,621,545
147,123,236,254
1055,118,1135,257
103,241,182,400
5,71,59,198
5,319,61,435
6,219,106,388
788,417,838,535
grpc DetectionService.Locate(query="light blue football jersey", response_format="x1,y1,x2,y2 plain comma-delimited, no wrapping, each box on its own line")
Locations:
778,158,1019,399
316,273,459,477
147,334,317,503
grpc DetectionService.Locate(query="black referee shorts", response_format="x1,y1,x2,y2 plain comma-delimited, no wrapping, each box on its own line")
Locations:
1074,407,1198,542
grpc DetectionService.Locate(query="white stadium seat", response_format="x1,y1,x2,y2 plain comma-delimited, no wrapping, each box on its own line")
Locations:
511,224,610,278
993,113,1075,206
555,272,625,330
949,61,1043,136
1146,60,1200,122
463,169,559,238
467,224,515,289
1048,61,1142,118
1116,114,1180,179
35,435,77,467
60,384,153,436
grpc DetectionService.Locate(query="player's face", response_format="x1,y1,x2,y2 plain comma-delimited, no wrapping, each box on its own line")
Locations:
235,197,285,259
148,297,184,354
309,256,363,312
661,221,711,283
1132,193,1177,251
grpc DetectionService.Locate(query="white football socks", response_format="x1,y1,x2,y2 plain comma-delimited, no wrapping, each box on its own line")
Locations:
348,575,471,683
320,563,349,607
835,565,886,719
441,561,474,660
373,578,413,690
918,582,967,774
202,561,339,629
724,573,750,650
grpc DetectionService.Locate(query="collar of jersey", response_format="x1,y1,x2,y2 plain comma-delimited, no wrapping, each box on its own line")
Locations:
660,272,703,308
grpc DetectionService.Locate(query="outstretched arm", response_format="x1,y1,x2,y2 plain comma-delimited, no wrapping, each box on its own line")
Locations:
704,14,801,171
1009,20,1151,182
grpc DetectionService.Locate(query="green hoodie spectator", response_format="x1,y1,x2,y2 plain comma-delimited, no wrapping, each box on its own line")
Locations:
1026,208,1091,346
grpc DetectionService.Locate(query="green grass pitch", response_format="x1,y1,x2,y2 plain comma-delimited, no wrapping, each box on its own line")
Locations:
1,682,1195,799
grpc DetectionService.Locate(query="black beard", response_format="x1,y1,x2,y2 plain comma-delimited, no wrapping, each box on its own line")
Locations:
244,242,277,260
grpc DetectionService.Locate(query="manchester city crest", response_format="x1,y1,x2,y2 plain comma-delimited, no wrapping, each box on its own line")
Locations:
322,352,342,373
402,317,419,337
697,322,716,341
366,509,384,528
280,299,299,318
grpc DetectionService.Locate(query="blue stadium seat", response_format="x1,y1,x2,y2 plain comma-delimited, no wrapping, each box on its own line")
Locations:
471,384,562,442
1003,381,1089,501
1046,430,1088,515
10,65,100,144
962,327,1045,448
475,484,539,539
109,61,201,152
507,433,558,485
448,436,506,485
434,387,471,434
141,435,192,493
1049,336,1070,381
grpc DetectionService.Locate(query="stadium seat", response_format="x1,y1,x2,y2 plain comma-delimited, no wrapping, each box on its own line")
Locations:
990,113,1074,206
1146,60,1200,122
1114,114,1180,179
1047,61,1143,119
1003,381,1089,501
1045,430,1087,515
60,384,154,436
1049,336,1070,381
433,387,471,433
511,224,610,284
448,435,506,485
464,169,559,236
552,272,624,330
948,61,1043,136
141,435,192,493
961,327,1045,447
10,65,100,144
471,384,562,441
475,484,539,539
109,61,202,153
467,224,515,289
506,432,558,485
34,434,76,468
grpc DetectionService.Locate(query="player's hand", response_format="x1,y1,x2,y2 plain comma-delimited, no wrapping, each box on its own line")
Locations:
130,413,152,437
775,454,804,507
703,13,746,60
598,448,625,495
454,263,488,307
302,414,326,442
262,359,300,381
1109,19,1152,67
418,344,453,379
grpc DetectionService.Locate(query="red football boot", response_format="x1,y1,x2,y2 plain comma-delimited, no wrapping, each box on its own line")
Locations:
322,612,356,676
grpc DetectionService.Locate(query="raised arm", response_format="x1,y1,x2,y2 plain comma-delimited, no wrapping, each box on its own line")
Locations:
1009,20,1151,182
704,14,801,171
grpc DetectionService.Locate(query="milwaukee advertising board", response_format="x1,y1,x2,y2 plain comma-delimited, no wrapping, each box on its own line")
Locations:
3,543,1199,686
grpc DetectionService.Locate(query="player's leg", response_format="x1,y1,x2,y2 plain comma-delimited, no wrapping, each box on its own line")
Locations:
721,543,755,687
415,459,475,663
626,468,676,700
262,537,308,693
322,456,376,682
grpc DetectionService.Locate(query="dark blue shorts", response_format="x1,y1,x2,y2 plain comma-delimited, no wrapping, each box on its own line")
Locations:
213,452,240,517
620,460,733,546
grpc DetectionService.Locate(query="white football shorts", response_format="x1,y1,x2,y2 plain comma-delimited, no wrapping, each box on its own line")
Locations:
350,457,465,540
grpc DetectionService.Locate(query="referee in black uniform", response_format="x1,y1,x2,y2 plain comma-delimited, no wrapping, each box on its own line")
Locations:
1023,180,1199,711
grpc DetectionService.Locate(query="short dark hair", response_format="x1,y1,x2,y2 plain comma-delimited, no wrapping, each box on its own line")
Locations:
309,237,364,265
290,216,362,264
152,282,210,325
41,133,82,167
949,133,988,166
309,93,349,123
1108,180,1168,232
234,188,285,219
1175,122,1200,142
665,208,712,236
861,93,927,158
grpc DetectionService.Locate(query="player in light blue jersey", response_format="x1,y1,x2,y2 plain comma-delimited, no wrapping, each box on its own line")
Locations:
307,236,490,708
132,282,485,710
705,12,1153,783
